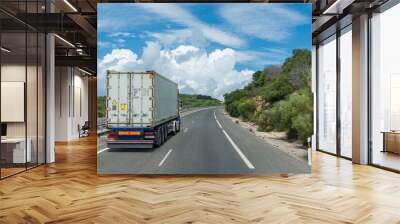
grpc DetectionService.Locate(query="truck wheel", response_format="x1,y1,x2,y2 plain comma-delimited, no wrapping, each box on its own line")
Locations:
154,128,162,147
176,120,181,132
163,124,168,141
160,126,165,145
172,121,177,135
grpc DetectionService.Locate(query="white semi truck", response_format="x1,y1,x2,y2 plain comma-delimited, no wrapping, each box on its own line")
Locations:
106,70,180,148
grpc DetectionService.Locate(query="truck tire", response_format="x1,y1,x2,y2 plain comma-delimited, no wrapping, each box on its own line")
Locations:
154,127,162,147
163,124,168,141
176,120,181,132
160,125,165,145
172,121,177,135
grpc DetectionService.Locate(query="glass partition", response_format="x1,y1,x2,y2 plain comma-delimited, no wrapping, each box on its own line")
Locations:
1,30,28,177
317,34,337,154
0,1,46,179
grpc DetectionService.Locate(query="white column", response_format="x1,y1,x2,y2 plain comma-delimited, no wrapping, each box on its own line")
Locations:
46,33,55,163
352,14,369,164
45,0,56,163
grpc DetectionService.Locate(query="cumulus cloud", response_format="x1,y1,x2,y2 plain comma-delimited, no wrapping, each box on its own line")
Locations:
219,4,309,42
98,43,253,99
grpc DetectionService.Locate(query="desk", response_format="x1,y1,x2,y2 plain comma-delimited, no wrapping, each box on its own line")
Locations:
1,138,31,163
382,131,400,155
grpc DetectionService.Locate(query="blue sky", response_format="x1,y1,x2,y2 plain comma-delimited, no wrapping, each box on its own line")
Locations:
97,3,311,99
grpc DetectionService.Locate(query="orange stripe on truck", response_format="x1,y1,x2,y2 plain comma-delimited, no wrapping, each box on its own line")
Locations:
118,131,141,136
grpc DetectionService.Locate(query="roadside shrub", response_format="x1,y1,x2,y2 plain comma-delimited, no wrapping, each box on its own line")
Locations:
271,88,313,141
257,108,276,132
226,100,241,117
237,99,256,121
292,113,313,142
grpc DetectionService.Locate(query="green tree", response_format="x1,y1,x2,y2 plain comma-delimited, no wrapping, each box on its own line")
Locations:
252,71,265,88
282,49,311,87
261,75,294,103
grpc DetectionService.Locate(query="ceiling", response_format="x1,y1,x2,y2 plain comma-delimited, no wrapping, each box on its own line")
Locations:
0,0,393,74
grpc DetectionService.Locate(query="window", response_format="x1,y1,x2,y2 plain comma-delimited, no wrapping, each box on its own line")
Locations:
370,3,400,171
317,35,337,154
339,26,352,158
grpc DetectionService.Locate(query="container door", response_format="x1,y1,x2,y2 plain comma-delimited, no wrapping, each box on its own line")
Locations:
131,73,153,126
107,72,130,124
142,73,153,124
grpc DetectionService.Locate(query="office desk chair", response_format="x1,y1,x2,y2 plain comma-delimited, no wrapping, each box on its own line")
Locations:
79,121,90,138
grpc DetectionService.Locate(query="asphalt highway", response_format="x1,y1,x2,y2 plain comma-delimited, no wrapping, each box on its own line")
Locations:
97,107,310,174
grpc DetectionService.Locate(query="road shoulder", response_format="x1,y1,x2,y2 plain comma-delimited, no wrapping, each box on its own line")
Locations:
220,109,309,164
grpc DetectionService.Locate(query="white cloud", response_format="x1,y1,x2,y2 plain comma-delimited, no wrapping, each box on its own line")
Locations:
146,29,208,48
98,41,111,48
135,4,246,48
219,4,309,42
116,38,126,44
109,32,135,38
98,43,253,99
234,48,290,68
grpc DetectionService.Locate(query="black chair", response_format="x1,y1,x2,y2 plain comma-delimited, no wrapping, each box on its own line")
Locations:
79,121,90,138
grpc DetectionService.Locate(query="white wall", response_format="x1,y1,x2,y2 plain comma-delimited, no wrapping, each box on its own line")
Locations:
1,63,46,164
1,65,26,138
54,67,89,141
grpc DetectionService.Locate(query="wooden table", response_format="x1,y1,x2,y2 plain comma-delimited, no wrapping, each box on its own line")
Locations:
382,131,400,154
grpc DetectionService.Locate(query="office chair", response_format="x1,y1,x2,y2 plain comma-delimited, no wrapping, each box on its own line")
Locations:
79,121,90,138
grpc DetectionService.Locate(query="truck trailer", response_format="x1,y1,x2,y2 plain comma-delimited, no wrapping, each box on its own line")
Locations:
106,70,181,148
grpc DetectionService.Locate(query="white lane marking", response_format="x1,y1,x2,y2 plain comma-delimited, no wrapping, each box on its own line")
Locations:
97,147,109,154
184,127,189,133
222,130,255,169
215,119,222,129
181,107,213,118
158,149,173,167
214,110,222,129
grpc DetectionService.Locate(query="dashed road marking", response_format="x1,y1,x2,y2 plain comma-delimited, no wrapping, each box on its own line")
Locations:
158,149,173,167
97,147,109,154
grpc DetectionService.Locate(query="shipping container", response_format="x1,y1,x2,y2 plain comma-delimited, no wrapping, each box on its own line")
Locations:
106,70,180,148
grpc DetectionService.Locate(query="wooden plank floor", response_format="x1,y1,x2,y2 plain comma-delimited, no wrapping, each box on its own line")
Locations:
1,136,400,223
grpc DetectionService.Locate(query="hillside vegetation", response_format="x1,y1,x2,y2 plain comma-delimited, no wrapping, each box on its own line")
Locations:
180,94,222,109
224,49,313,144
97,94,221,118
98,96,106,118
